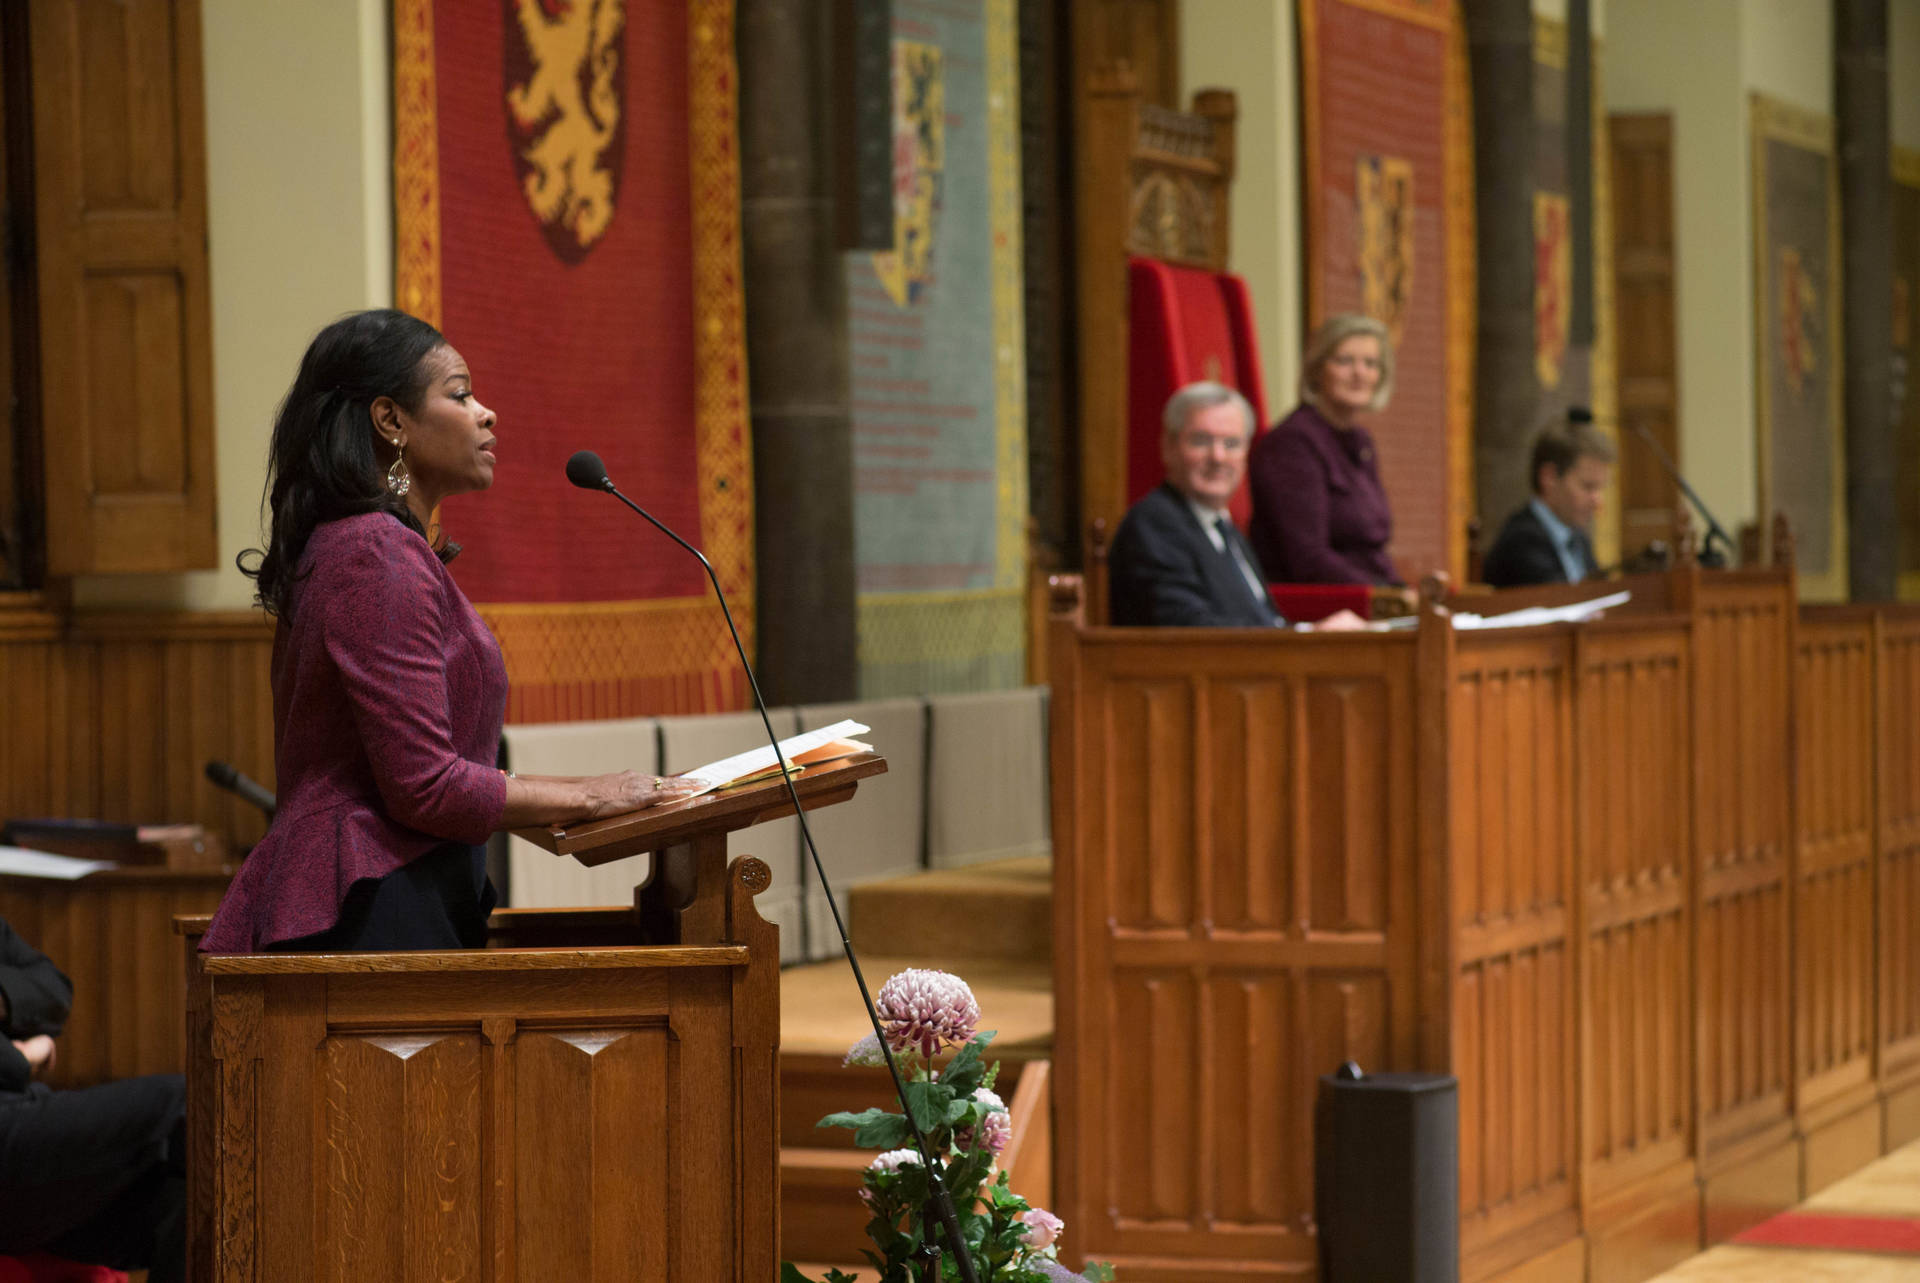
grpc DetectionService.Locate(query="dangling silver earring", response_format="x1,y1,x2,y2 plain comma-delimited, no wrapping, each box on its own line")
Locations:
386,439,412,497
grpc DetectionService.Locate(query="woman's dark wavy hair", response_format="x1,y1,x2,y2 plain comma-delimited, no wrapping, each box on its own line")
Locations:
238,309,456,619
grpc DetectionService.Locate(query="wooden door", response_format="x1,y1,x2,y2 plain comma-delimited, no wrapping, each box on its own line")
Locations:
1610,113,1679,561
29,0,216,574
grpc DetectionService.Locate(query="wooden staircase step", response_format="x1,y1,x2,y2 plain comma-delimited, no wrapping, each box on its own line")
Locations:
847,856,1053,962
780,953,1053,1061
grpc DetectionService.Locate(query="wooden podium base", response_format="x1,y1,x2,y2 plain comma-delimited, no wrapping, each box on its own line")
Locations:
179,859,779,1283
177,757,888,1282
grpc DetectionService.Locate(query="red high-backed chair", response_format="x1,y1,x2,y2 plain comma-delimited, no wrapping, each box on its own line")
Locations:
1124,257,1268,529
1073,67,1406,625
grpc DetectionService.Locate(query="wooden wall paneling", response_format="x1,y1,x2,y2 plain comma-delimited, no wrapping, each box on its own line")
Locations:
1447,629,1582,1282
1573,619,1700,1282
1879,613,1920,1141
0,615,275,844
1689,571,1800,1232
1792,609,1883,1190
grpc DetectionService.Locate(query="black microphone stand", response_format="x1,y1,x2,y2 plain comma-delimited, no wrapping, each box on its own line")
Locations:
570,455,982,1283
1629,420,1733,569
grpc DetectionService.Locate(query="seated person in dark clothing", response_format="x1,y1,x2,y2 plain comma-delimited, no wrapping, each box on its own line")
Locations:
0,916,184,1283
1248,313,1403,586
1109,382,1365,630
1482,416,1616,587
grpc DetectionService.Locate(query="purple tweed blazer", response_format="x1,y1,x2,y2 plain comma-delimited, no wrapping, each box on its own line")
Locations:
201,513,508,952
1247,402,1400,586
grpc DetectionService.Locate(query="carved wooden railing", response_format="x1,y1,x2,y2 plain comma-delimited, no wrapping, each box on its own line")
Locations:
1047,539,1920,1283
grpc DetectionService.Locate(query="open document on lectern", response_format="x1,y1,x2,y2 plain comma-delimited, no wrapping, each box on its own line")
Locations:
676,719,874,797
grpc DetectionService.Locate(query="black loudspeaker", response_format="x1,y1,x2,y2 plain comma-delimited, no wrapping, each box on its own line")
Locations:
1314,1064,1460,1283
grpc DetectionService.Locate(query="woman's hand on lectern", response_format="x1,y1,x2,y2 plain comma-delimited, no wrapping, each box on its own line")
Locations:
499,769,707,828
578,770,705,818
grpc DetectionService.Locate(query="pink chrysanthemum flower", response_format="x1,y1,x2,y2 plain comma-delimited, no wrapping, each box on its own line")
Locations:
875,968,980,1059
1019,1207,1064,1250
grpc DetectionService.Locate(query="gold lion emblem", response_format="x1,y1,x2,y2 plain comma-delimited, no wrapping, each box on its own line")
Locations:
506,0,627,262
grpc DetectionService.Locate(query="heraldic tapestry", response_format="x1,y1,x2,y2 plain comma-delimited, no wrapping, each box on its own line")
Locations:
845,0,1026,697
394,0,752,719
1751,93,1844,600
1299,0,1474,579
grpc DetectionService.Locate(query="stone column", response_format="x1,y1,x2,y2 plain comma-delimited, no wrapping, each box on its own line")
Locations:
1465,0,1540,538
738,0,859,700
1836,0,1894,599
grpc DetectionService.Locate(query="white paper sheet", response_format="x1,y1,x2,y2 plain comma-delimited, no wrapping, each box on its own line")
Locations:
1451,590,1632,631
0,846,118,880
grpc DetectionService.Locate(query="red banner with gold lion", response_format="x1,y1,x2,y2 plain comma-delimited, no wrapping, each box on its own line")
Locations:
394,0,751,720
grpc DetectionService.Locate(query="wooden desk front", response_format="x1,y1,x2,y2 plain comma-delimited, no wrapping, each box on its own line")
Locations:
1047,567,1920,1283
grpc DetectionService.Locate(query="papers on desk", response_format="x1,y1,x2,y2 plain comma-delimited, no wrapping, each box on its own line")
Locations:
675,719,873,796
0,845,118,880
1450,590,1632,631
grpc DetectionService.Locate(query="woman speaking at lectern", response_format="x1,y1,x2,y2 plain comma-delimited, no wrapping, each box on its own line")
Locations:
201,310,699,954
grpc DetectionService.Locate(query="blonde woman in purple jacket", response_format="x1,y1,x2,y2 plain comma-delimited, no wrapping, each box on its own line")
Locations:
203,311,699,954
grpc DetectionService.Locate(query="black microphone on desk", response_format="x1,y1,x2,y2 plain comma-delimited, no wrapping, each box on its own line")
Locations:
564,449,983,1283
1625,420,1733,569
204,760,276,819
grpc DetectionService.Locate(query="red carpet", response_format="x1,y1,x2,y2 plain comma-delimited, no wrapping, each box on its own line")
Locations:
1731,1211,1920,1255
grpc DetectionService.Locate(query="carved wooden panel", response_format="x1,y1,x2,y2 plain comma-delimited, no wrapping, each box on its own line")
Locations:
1449,634,1578,1251
200,948,760,1283
0,615,275,847
1576,627,1693,1199
1881,617,1920,1085
1691,580,1794,1147
320,1031,488,1278
1055,633,1417,1278
1794,615,1877,1111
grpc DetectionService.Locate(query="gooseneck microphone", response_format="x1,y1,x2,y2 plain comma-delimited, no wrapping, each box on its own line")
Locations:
205,760,277,819
1628,420,1733,569
565,450,982,1283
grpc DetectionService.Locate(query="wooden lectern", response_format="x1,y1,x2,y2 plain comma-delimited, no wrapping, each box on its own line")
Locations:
178,754,886,1283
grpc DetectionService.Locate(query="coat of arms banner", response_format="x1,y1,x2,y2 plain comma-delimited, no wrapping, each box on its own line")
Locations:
394,0,752,719
844,0,1026,697
1750,92,1844,600
1299,0,1473,579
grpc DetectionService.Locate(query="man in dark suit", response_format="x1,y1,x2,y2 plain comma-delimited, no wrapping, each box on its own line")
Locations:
1109,382,1364,629
1482,415,1616,588
0,915,185,1281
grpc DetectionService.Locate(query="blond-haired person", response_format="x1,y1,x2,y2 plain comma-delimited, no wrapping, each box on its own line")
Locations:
1247,314,1402,586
